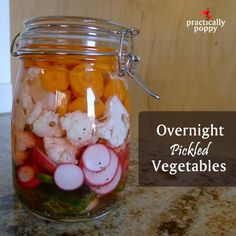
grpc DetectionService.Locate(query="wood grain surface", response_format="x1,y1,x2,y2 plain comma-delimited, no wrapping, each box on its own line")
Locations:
10,0,236,137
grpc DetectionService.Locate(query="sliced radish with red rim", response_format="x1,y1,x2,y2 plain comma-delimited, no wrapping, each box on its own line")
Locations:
32,146,57,174
84,149,119,186
82,144,110,172
54,164,84,191
90,165,122,195
17,164,41,189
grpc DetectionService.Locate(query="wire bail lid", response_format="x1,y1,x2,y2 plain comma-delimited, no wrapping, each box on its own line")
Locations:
11,16,160,100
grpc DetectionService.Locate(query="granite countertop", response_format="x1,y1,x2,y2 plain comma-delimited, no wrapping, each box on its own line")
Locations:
1,113,236,236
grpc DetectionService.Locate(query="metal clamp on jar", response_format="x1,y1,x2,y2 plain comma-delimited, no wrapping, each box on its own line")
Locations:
10,16,159,221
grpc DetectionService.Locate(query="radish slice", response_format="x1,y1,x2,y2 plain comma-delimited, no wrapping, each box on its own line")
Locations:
32,146,57,173
91,165,122,195
54,164,84,191
17,164,41,188
82,144,110,172
84,149,119,186
18,166,34,182
29,77,56,111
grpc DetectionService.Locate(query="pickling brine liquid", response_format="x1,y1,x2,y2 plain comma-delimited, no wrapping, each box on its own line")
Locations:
12,50,130,220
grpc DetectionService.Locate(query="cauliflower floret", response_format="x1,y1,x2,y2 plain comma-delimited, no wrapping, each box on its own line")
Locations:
12,104,28,131
18,79,34,115
24,67,56,111
96,96,130,147
17,67,41,115
28,73,56,111
13,67,42,130
33,111,63,137
60,111,97,147
13,78,34,130
44,137,77,164
27,101,43,125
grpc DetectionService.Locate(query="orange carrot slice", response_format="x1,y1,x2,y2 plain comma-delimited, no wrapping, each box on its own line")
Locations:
69,68,104,97
103,79,127,102
41,66,69,92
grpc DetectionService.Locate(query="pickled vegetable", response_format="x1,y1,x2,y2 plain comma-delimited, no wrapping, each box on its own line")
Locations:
12,49,130,220
69,69,104,97
103,79,127,101
68,97,105,118
41,66,69,92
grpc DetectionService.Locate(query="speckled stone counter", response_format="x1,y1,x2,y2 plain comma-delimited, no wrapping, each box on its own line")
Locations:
1,114,236,236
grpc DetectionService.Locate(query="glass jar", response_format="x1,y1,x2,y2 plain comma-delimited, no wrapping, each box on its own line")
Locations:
11,16,159,221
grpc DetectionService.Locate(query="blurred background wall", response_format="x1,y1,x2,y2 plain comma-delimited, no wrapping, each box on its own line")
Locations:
11,0,236,137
